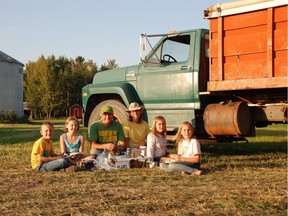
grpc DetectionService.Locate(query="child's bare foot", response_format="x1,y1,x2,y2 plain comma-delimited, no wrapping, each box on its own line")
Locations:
181,171,188,176
191,170,202,176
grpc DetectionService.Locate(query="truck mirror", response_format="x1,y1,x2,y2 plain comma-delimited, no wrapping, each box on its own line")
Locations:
140,34,147,62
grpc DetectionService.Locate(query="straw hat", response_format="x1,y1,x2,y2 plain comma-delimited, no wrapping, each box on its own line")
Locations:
126,102,144,112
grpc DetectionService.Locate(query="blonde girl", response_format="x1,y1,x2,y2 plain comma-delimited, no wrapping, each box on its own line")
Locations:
146,116,169,162
161,121,202,176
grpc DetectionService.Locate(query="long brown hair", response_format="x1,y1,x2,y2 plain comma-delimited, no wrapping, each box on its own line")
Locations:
128,111,143,123
151,116,167,137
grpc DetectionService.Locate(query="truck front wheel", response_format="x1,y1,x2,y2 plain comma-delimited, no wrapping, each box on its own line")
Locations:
88,99,129,127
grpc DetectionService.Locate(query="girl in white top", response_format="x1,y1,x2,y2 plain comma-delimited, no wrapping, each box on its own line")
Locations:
146,116,169,162
160,121,202,176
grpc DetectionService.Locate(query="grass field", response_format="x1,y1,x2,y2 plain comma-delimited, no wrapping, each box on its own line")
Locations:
0,121,287,216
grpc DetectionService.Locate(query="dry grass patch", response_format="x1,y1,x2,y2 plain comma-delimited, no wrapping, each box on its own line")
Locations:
0,167,286,215
0,122,287,215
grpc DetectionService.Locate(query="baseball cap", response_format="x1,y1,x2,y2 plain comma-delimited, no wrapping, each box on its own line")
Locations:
100,106,114,114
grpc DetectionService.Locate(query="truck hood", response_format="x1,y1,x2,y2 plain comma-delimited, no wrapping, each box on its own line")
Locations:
93,64,140,84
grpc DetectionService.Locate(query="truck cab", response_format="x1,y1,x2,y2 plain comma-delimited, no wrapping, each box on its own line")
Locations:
82,1,287,141
82,29,210,133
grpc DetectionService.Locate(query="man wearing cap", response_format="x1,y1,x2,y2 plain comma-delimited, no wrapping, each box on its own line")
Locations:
88,105,126,156
122,102,150,149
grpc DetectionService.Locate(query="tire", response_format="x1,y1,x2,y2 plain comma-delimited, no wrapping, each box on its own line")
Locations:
88,99,129,127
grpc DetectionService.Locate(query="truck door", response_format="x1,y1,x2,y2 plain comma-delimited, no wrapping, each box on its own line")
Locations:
137,31,199,128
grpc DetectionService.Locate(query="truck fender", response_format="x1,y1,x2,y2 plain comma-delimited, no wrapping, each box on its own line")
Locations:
87,82,141,107
84,82,142,126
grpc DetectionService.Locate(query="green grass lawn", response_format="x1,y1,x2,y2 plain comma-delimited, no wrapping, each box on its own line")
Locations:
0,122,287,215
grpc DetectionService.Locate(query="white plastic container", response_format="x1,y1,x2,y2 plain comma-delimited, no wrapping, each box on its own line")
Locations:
139,146,146,156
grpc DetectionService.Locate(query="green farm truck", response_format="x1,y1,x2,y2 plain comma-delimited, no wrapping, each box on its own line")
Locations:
82,0,287,141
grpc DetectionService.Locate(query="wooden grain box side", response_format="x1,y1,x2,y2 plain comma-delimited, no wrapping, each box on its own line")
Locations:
208,3,287,91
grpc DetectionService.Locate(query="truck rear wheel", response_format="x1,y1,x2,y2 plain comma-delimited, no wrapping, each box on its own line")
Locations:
88,99,129,127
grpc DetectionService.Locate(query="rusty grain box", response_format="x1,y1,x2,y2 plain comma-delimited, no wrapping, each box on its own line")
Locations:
205,0,287,91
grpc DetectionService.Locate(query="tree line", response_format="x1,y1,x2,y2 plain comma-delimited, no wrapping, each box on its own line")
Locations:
24,55,118,119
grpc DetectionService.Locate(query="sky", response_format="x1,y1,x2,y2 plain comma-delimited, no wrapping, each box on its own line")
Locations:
1,0,231,68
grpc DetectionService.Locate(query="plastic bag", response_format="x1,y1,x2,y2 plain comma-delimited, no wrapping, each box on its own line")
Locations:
94,152,112,171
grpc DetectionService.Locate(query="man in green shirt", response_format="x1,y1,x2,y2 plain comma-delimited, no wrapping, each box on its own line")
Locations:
88,106,126,156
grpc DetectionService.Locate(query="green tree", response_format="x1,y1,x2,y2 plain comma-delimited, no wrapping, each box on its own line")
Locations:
24,56,47,118
24,54,103,118
46,55,70,117
69,57,97,109
99,59,118,71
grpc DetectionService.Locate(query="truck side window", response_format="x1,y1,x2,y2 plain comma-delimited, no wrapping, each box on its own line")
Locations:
161,35,190,63
147,35,190,65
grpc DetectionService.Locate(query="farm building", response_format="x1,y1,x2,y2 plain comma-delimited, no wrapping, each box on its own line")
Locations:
0,51,24,118
69,104,83,119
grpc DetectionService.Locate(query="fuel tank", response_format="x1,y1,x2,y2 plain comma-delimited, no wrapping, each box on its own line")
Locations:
204,102,251,137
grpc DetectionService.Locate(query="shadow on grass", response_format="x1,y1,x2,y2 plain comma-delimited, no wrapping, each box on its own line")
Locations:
255,128,287,137
28,120,66,126
201,141,287,173
0,127,66,145
202,161,286,174
0,125,88,145
201,141,287,156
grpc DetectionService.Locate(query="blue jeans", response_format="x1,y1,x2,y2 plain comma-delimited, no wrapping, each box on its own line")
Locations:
153,157,161,162
161,162,200,174
36,158,71,172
